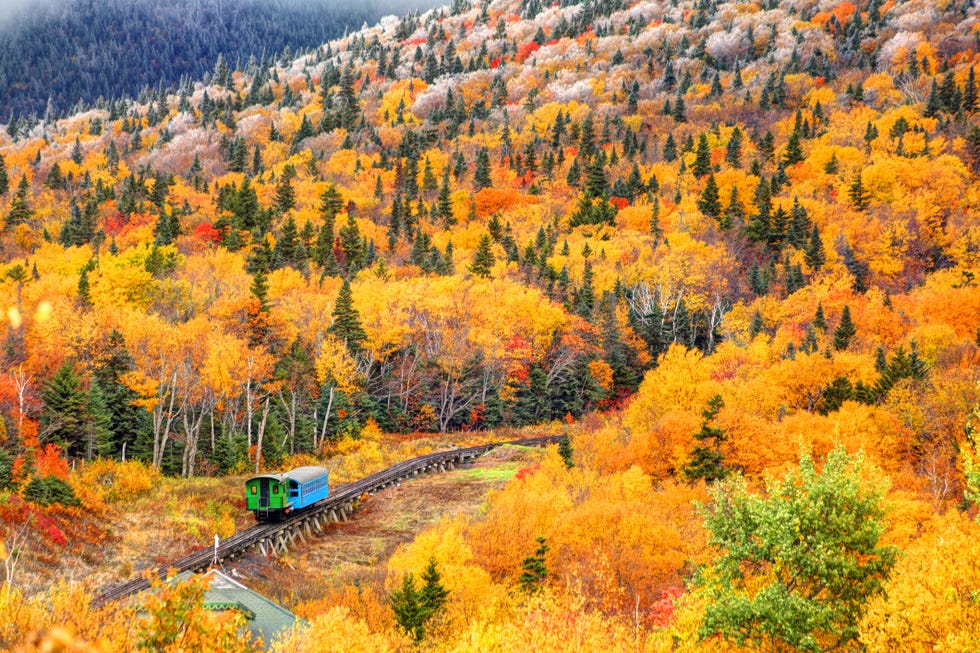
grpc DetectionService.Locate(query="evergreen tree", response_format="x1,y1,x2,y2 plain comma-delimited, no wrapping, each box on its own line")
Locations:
783,129,804,166
558,434,573,468
328,280,367,353
338,213,365,275
725,127,743,168
390,558,450,642
250,269,271,313
93,329,148,459
519,536,549,594
274,174,296,214
833,305,856,351
436,168,454,224
683,394,728,482
671,89,686,123
698,174,722,219
419,557,449,618
6,175,33,229
469,234,495,278
805,225,826,270
40,362,92,459
0,154,9,196
814,302,828,331
390,574,425,642
474,148,493,190
848,170,870,211
273,215,303,270
575,260,596,317
692,132,712,178
663,132,678,162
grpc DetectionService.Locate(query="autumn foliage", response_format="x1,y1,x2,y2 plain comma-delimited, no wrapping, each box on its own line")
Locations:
1,0,980,648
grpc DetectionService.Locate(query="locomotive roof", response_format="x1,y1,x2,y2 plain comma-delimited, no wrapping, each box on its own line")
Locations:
245,466,328,485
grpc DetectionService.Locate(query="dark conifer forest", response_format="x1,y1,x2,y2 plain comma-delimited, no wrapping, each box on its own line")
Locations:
0,0,440,119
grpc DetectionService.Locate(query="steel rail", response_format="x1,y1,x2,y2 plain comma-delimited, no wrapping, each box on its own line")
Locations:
90,434,561,607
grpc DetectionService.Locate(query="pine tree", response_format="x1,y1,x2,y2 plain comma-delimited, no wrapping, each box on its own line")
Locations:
390,558,450,642
338,213,365,275
805,225,826,270
519,536,549,594
663,132,678,162
274,175,296,213
474,148,492,190
683,394,727,482
848,171,870,211
469,234,495,278
692,133,712,178
93,329,147,459
0,154,8,196
783,129,804,166
725,127,743,168
6,175,33,229
575,260,596,317
964,66,977,113
390,574,425,641
814,302,828,331
698,174,722,219
250,269,271,313
833,305,856,351
558,434,574,468
41,362,92,460
329,280,367,353
436,168,454,224
419,558,449,618
671,89,686,123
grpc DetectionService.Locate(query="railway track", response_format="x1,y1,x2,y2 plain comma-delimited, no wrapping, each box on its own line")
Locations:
91,434,562,607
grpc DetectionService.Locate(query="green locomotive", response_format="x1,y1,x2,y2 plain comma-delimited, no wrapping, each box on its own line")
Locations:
244,466,330,522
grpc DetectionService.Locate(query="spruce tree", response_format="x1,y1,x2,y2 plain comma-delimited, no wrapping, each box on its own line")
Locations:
419,558,449,619
833,305,857,351
805,225,826,270
390,574,425,641
474,148,492,190
848,170,870,211
0,154,9,196
250,269,271,313
725,127,743,168
329,280,367,353
698,174,721,219
683,394,728,483
40,362,91,460
558,434,574,468
390,558,450,642
814,302,828,331
783,129,804,166
663,132,678,162
469,234,495,278
274,175,296,213
519,536,549,594
692,133,712,178
6,175,33,228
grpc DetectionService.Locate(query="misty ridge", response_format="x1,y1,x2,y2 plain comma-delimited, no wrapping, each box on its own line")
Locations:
0,0,444,119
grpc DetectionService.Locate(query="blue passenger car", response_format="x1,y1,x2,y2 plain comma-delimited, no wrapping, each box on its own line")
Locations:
245,466,330,522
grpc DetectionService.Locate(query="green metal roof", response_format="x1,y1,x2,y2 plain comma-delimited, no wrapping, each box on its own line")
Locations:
173,569,306,649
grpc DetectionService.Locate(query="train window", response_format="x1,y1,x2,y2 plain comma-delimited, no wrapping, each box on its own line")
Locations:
250,487,256,495
273,486,279,494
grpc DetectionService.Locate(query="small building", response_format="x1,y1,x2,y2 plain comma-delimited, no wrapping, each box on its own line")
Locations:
173,569,306,649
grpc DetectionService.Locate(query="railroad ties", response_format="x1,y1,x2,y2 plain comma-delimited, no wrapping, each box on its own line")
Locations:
92,435,562,607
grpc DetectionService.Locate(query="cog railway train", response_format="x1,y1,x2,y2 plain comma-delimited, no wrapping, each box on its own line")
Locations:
244,466,330,522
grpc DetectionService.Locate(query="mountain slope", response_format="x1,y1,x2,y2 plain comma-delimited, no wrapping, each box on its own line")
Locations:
0,0,442,119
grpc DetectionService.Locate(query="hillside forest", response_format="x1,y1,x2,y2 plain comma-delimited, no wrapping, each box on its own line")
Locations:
1,0,980,649
0,0,445,120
